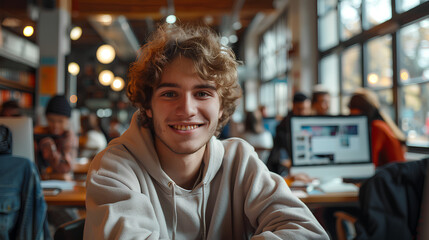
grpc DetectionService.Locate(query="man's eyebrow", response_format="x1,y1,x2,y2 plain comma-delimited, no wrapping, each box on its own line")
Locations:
155,83,179,89
195,84,217,91
155,83,217,90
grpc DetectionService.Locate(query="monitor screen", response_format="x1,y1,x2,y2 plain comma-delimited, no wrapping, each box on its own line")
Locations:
289,115,374,180
0,117,34,162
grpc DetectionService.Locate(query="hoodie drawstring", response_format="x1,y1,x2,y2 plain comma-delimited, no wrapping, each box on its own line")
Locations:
168,181,177,240
202,182,207,240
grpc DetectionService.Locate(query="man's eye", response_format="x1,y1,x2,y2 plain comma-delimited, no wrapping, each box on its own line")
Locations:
161,92,176,97
196,92,210,97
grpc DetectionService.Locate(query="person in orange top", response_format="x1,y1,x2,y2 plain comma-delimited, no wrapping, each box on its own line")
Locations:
348,88,406,167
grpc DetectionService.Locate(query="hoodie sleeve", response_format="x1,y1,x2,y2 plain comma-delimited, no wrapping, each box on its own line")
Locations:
230,140,329,240
83,147,164,240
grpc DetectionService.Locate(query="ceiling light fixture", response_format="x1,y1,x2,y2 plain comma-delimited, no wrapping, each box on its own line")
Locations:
99,70,115,86
70,26,82,40
166,15,177,24
23,26,34,37
68,62,80,76
96,44,116,64
165,0,176,24
111,76,125,91
98,14,113,26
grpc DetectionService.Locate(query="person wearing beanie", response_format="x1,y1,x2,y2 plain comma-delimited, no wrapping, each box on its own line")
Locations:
34,95,78,180
348,88,406,167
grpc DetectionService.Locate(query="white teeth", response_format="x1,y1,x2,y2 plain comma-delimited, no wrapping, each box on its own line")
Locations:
172,125,199,130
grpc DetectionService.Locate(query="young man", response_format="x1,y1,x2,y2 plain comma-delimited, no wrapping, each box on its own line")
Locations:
311,86,331,115
84,24,328,239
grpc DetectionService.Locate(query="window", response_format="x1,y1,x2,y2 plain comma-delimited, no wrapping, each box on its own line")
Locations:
396,0,428,13
398,18,429,147
365,35,392,89
342,44,362,93
259,14,288,82
320,53,340,114
319,9,339,50
258,12,289,117
363,0,392,29
340,0,362,40
317,0,429,150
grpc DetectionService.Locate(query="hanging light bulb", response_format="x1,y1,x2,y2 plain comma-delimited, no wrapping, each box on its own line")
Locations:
96,44,116,64
68,62,80,76
166,15,177,24
98,70,114,86
111,76,125,91
70,26,82,40
23,26,34,37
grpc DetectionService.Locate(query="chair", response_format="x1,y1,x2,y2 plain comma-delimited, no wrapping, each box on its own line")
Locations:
335,158,428,240
54,217,85,240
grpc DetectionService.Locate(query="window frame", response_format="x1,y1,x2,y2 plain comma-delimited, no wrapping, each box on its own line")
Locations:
317,0,429,152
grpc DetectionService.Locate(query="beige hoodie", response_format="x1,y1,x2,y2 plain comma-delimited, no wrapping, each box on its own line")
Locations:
83,112,329,239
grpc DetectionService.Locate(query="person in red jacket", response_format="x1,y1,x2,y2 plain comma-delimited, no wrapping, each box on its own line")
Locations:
348,88,406,167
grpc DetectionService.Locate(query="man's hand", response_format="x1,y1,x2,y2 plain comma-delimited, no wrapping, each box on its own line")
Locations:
40,137,57,160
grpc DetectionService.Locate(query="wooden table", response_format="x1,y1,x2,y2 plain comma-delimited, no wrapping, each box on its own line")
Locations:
44,182,86,207
299,191,359,208
43,182,358,208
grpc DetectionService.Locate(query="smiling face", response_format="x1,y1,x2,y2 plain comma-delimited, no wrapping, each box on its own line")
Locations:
312,94,331,115
46,113,70,136
146,57,223,157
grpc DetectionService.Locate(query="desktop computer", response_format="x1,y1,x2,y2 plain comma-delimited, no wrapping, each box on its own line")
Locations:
289,115,374,183
0,117,34,162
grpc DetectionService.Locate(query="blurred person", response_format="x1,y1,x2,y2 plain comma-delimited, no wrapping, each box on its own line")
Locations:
0,100,22,117
107,117,126,141
33,95,80,234
266,92,311,176
84,23,328,239
79,114,107,158
258,105,268,118
311,85,331,115
348,88,406,167
34,95,78,180
240,110,273,163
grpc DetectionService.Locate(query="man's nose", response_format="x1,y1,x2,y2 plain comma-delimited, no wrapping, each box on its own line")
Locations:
176,94,197,116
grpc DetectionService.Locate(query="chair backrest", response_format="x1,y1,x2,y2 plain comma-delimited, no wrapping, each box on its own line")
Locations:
355,159,428,239
54,217,85,240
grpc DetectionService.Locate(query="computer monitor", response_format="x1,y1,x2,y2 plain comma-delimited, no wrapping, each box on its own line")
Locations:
289,115,374,181
0,117,34,162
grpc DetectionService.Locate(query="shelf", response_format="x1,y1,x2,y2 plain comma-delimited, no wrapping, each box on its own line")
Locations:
0,76,34,93
0,28,39,69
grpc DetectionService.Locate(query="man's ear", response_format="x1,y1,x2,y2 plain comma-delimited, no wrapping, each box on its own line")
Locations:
218,108,223,120
146,109,153,118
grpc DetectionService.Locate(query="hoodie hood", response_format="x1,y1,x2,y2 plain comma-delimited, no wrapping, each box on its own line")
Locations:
108,111,225,190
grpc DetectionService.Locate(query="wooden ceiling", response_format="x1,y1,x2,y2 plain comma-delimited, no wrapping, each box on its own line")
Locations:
1,0,276,47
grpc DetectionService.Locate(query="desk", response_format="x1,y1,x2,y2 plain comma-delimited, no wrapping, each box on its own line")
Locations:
299,191,358,208
44,183,86,207
43,183,358,208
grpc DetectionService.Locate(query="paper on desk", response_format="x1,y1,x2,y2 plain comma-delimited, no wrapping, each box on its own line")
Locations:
291,190,308,198
318,178,359,193
41,180,75,190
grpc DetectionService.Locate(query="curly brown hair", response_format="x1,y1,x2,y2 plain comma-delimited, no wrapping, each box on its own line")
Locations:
127,23,242,136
